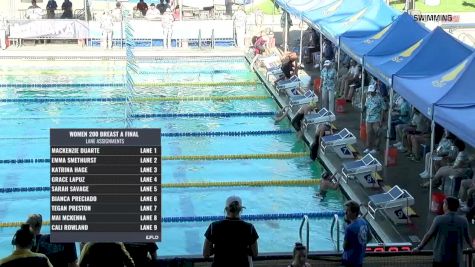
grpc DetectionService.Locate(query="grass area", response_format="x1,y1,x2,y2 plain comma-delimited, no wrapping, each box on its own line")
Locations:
390,0,475,12
245,0,281,15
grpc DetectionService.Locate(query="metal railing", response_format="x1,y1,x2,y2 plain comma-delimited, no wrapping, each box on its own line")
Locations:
150,249,475,266
330,213,341,252
299,215,310,252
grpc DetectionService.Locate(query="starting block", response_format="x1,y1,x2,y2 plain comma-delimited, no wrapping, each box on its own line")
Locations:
320,128,356,159
302,108,336,129
368,185,415,224
341,153,382,187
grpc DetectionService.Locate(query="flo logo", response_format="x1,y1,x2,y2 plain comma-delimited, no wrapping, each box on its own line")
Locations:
413,14,460,22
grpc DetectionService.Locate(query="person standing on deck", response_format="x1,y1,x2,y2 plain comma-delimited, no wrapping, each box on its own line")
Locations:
320,60,336,113
413,196,474,267
232,6,247,49
342,200,371,267
203,196,259,267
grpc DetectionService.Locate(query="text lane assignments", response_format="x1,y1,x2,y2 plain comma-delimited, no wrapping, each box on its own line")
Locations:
50,129,161,242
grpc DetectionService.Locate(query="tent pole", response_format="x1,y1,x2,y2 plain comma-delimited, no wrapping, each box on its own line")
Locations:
180,0,183,21
384,87,394,166
284,12,288,53
428,114,435,212
319,31,323,69
298,19,304,68
337,46,341,75
84,0,88,21
360,66,365,123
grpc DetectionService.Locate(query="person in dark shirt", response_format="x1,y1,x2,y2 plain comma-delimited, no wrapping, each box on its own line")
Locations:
281,52,298,79
203,195,259,267
38,235,78,267
137,0,149,16
124,242,158,267
79,242,135,267
322,39,334,61
0,224,52,267
61,0,73,19
225,0,233,16
46,0,58,19
413,196,474,267
342,200,371,267
26,213,79,267
157,0,168,15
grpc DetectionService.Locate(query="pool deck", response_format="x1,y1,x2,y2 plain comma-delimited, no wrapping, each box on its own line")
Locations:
1,45,472,252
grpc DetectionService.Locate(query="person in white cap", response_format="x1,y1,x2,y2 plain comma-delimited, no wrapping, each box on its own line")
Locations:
320,60,336,113
363,84,386,154
203,196,259,267
99,10,114,49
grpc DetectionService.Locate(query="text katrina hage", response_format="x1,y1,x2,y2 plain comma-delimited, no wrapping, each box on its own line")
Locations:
51,167,88,173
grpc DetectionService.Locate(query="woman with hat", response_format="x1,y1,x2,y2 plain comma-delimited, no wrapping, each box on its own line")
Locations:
320,59,336,113
203,196,259,267
363,84,386,154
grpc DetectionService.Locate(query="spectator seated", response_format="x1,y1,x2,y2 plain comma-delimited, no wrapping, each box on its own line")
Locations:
443,167,474,197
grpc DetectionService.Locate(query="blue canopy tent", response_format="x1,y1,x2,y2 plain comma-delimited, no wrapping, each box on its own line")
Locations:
435,106,475,148
340,12,418,65
364,27,451,86
392,53,475,146
392,27,473,117
318,0,399,45
393,52,475,205
302,0,371,29
276,0,336,17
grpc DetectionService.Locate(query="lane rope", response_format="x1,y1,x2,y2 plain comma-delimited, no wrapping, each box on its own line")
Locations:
0,69,250,76
132,95,269,102
131,111,276,118
0,211,344,227
0,95,270,103
0,81,258,88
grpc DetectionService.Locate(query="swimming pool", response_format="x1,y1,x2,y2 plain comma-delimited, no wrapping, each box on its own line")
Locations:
0,57,345,257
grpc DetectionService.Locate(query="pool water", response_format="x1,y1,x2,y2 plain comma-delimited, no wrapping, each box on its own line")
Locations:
0,57,345,257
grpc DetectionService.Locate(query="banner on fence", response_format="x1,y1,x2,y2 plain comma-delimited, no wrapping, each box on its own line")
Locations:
9,19,89,38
